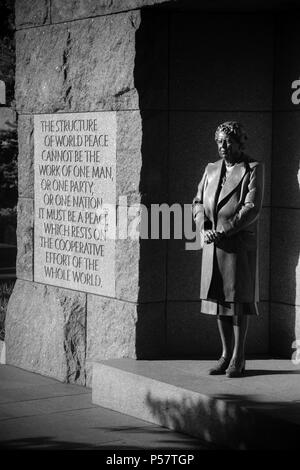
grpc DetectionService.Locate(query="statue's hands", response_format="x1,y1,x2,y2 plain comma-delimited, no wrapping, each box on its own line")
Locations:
203,229,225,244
203,229,217,244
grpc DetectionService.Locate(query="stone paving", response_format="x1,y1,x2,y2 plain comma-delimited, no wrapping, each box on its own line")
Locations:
0,365,209,450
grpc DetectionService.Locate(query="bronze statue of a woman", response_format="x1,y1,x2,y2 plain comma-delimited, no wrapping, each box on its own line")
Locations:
192,121,264,377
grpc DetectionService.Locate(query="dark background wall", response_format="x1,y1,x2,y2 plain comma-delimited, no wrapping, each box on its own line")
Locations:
160,8,299,359
136,5,299,360
160,11,273,357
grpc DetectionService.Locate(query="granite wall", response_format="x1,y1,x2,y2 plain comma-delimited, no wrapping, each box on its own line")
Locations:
7,0,171,386
6,0,299,385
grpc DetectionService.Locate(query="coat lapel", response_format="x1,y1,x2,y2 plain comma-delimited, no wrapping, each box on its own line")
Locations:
205,159,224,218
216,160,247,209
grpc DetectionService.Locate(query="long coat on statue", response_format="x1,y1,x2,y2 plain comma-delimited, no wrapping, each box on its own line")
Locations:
192,155,264,303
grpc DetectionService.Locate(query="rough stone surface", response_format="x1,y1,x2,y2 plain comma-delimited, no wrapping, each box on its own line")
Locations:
166,301,269,356
5,280,86,385
18,115,34,198
15,0,50,29
270,302,300,358
51,0,172,22
271,208,300,307
15,12,141,114
116,239,166,302
117,111,142,154
86,296,166,385
116,111,142,206
116,111,168,204
16,198,33,281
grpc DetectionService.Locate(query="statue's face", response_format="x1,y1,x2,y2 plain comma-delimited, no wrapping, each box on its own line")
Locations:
216,131,241,161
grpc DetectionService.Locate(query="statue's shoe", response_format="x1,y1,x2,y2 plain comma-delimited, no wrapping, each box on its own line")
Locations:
226,358,246,378
208,356,231,375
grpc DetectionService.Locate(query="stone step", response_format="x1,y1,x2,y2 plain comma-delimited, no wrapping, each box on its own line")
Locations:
92,358,300,450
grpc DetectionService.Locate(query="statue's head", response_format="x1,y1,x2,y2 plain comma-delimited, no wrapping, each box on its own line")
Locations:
215,121,247,162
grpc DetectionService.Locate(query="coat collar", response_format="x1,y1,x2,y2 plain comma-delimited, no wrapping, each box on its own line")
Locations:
207,156,248,210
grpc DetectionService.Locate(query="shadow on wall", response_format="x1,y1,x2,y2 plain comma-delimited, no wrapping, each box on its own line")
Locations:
145,390,300,450
133,7,219,360
134,8,169,359
133,6,274,359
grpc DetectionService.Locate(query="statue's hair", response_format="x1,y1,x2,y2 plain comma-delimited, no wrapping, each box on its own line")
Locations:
215,121,248,150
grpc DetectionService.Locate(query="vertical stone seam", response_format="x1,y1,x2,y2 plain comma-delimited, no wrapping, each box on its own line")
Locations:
62,29,72,108
32,150,35,282
269,13,277,355
49,0,52,24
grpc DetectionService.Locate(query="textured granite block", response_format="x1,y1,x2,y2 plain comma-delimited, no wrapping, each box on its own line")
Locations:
16,198,33,281
116,110,168,205
86,296,166,385
18,115,34,198
15,12,141,113
116,238,167,302
270,208,300,306
272,112,300,208
16,8,169,113
15,0,50,29
117,111,142,153
51,0,171,22
170,12,273,111
5,280,87,385
270,302,300,358
169,111,272,206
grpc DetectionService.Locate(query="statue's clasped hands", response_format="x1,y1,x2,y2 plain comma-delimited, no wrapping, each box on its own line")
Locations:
202,229,225,244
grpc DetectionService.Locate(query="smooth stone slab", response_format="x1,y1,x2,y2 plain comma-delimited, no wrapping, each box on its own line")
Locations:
92,358,300,449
